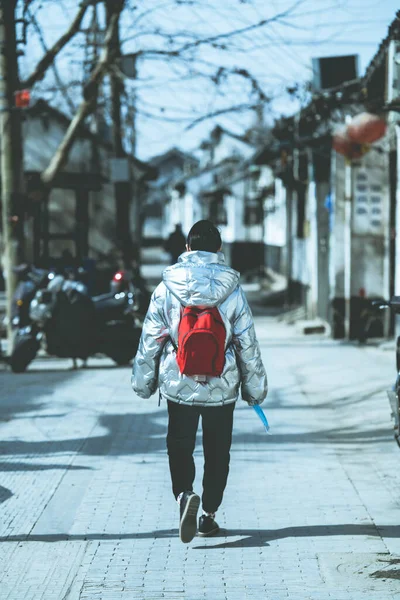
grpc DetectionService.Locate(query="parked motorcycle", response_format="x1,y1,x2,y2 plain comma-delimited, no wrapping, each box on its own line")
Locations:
373,296,400,446
9,269,143,373
357,296,386,343
5,265,52,371
110,268,151,315
10,264,50,329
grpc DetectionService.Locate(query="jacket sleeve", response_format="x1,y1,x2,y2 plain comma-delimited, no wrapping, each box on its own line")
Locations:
231,286,268,405
131,283,169,399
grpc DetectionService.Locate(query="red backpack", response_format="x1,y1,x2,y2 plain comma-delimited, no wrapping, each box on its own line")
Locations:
177,306,226,377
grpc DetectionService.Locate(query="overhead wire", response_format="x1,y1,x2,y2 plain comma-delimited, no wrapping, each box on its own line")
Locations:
26,0,396,160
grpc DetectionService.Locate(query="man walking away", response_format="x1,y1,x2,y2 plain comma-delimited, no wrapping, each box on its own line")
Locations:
164,224,186,264
132,220,268,543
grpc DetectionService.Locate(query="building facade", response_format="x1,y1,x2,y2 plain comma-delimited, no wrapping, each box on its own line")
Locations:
0,100,154,287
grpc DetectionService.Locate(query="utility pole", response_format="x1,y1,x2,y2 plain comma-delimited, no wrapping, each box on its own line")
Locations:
0,0,24,351
395,125,400,339
105,0,133,269
126,91,140,245
84,2,105,135
343,116,353,340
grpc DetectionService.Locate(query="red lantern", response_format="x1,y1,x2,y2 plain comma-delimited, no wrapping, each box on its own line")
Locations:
347,112,386,145
332,126,351,156
14,89,30,109
332,126,363,160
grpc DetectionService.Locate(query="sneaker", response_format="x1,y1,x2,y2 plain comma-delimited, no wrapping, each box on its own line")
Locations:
198,514,220,537
179,491,200,543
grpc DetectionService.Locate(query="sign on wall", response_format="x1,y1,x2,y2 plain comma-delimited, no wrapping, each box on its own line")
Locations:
352,159,387,236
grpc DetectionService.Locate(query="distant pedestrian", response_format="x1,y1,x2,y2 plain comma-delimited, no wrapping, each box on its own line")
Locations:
165,224,186,264
132,220,268,543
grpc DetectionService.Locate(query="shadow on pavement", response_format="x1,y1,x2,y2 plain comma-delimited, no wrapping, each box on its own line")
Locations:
0,523,399,545
194,524,400,549
0,485,12,505
0,407,392,464
234,426,393,445
0,370,81,422
0,462,92,472
261,384,388,412
0,412,169,458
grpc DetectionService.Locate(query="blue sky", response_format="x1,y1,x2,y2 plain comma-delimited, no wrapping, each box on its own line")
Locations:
22,0,400,160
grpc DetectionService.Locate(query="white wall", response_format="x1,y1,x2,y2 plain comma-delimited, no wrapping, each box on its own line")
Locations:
228,178,263,243
164,189,206,239
307,180,318,316
264,178,286,247
291,238,308,285
329,153,346,300
351,144,390,298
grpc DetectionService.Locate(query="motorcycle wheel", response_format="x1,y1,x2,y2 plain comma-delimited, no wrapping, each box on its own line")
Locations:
107,349,134,366
9,335,40,373
102,323,141,366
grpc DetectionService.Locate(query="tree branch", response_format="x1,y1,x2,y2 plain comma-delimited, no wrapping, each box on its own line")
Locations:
131,102,266,128
41,9,122,186
185,104,261,130
211,67,271,103
27,8,77,115
125,0,202,31
131,0,306,57
21,0,92,89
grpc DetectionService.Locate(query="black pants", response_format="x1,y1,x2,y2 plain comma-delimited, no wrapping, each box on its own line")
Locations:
166,400,235,514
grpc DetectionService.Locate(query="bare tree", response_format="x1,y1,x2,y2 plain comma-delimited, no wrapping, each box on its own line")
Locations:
19,1,123,188
41,9,122,185
23,0,326,148
10,0,315,264
21,0,91,90
114,0,344,139
0,0,351,350
21,0,369,159
0,0,125,351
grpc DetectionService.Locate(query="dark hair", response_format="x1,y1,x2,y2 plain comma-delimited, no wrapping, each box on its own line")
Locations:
187,220,222,253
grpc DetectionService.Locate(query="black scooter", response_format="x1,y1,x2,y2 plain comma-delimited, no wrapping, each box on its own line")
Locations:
11,264,50,329
9,271,143,373
374,296,400,446
110,268,151,315
5,265,51,371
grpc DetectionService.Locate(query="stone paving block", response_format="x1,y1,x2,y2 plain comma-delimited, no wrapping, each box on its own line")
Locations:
1,319,400,599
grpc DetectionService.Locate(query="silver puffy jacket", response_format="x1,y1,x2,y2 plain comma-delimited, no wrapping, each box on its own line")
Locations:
131,251,268,406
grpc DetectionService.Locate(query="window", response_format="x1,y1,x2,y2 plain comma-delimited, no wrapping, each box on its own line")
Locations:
244,204,263,225
209,192,227,225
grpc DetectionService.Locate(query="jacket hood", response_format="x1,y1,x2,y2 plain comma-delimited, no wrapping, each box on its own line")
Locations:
163,251,240,307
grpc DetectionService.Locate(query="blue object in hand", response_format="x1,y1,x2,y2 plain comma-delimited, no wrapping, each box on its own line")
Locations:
253,404,270,434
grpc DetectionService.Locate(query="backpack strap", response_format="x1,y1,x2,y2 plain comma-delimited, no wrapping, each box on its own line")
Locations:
169,337,178,352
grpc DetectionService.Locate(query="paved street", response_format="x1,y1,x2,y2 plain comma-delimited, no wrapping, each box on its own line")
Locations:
1,316,400,599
